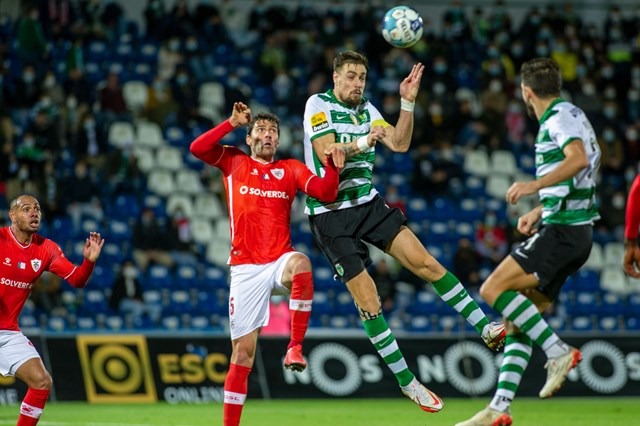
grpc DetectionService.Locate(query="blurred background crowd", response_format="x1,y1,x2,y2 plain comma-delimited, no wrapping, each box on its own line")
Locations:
0,0,638,334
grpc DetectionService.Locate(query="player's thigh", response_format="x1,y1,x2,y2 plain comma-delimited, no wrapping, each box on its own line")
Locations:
229,264,276,340
15,357,51,389
387,227,446,281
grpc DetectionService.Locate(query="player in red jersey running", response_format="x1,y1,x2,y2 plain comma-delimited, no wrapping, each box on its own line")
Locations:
0,195,104,426
190,102,344,426
624,174,640,278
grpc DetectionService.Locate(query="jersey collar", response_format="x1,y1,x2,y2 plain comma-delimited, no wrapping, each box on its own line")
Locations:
539,97,564,125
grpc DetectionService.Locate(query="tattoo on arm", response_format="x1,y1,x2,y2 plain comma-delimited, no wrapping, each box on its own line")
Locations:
343,144,357,158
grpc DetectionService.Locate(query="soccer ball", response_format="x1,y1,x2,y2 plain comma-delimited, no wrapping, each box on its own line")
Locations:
381,6,424,48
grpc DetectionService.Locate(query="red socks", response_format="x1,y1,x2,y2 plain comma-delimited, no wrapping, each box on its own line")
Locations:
288,272,313,349
17,388,49,426
223,363,252,426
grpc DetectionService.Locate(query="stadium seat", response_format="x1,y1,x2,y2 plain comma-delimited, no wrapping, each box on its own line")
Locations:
90,264,116,290
199,82,225,111
486,175,511,199
200,266,228,290
105,315,124,330
191,218,215,246
166,193,194,218
175,265,198,289
175,170,203,194
19,314,38,329
334,291,355,315
47,316,67,332
600,267,628,295
77,316,97,330
123,81,149,113
566,292,597,317
156,146,184,171
147,170,176,197
205,241,231,267
490,150,518,176
573,269,600,292
146,265,174,289
463,149,490,177
603,242,625,268
132,146,156,173
136,121,164,148
167,290,192,315
571,316,594,331
314,266,336,291
165,126,188,147
192,194,225,220
108,121,135,148
107,219,132,243
408,315,432,332
162,316,181,330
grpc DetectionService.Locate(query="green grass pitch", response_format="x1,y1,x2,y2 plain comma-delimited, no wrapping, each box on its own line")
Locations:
0,398,638,425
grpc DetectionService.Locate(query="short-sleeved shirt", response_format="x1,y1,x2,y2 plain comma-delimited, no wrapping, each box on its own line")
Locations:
0,227,77,331
211,146,319,265
303,90,389,216
534,99,600,225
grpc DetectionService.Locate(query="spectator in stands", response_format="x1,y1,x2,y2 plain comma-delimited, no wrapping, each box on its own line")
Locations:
475,210,509,267
99,71,129,123
106,147,146,198
132,207,175,272
64,160,104,233
144,76,177,127
454,238,482,288
109,259,162,325
63,67,92,123
74,112,108,169
37,159,64,220
41,70,65,108
167,0,195,39
9,64,42,125
167,206,197,266
144,0,168,40
15,5,49,69
171,66,211,128
158,37,183,81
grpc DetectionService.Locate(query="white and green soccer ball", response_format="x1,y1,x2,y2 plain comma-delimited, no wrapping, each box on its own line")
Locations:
381,5,424,48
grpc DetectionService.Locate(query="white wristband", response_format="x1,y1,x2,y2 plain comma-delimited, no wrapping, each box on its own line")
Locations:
356,135,370,152
400,98,415,112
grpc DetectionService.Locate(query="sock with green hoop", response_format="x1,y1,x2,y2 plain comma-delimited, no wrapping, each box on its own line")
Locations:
493,290,568,357
489,332,533,412
431,271,490,334
362,315,414,387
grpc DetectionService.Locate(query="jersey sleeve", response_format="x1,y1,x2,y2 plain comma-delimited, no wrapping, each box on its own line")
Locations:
288,159,339,202
303,95,334,142
46,241,94,288
368,103,391,129
190,120,246,175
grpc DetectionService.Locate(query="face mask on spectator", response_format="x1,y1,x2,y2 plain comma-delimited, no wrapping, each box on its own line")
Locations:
168,39,180,51
582,84,596,96
44,76,56,88
612,194,625,209
176,74,188,86
489,80,503,92
434,63,447,74
601,67,614,79
535,45,549,56
626,128,638,141
603,129,616,142
23,72,35,83
186,40,198,51
603,107,617,119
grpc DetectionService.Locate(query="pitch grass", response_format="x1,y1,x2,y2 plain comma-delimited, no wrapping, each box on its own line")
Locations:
0,398,638,425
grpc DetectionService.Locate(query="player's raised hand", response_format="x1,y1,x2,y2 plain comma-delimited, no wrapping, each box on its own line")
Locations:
623,242,640,278
229,102,252,127
399,63,424,102
83,232,105,262
324,144,346,169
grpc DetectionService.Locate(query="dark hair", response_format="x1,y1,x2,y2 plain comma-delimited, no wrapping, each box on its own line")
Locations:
333,50,369,72
246,112,280,136
520,58,562,98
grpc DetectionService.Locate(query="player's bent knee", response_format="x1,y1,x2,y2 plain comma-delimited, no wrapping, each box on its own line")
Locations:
289,253,312,274
31,372,53,390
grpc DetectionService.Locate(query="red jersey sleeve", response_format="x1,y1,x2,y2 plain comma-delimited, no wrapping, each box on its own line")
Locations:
289,158,339,202
190,120,246,174
625,174,640,240
46,240,95,288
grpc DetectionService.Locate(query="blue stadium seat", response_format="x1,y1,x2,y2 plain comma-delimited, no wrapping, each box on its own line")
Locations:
408,315,433,332
76,316,97,331
313,266,336,291
89,264,116,290
571,316,594,331
146,265,174,289
175,265,198,289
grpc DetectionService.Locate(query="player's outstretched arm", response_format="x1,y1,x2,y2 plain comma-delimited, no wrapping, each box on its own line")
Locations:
624,175,640,277
384,62,424,153
190,102,251,164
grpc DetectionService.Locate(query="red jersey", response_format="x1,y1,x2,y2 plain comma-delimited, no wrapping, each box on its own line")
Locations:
190,120,339,265
0,227,93,331
215,147,318,265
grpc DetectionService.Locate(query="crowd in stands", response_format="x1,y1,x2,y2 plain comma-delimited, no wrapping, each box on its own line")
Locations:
0,0,639,333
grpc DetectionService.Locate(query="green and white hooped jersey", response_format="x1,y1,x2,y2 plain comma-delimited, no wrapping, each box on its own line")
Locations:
303,90,388,216
535,98,601,225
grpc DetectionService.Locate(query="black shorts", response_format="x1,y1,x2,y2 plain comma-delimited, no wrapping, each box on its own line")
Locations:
309,195,407,282
510,224,593,301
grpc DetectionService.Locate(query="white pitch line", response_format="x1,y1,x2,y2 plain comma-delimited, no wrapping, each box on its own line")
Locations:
0,422,198,426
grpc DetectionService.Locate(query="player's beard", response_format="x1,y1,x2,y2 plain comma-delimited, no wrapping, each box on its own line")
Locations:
252,138,277,161
525,98,536,119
